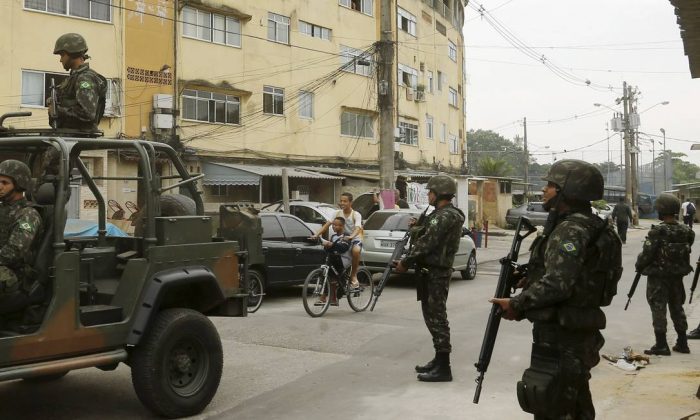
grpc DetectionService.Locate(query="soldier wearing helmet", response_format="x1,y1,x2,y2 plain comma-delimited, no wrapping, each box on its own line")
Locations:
491,159,621,418
395,174,465,382
0,160,42,309
47,33,107,131
635,193,693,356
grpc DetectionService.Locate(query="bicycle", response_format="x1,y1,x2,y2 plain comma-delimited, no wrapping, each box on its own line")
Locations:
302,253,374,318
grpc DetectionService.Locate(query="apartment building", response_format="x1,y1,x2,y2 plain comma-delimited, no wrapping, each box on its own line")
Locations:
1,0,466,209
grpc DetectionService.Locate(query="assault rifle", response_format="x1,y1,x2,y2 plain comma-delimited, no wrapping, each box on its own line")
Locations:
690,258,700,304
473,216,537,404
624,271,643,310
49,78,58,129
370,205,430,311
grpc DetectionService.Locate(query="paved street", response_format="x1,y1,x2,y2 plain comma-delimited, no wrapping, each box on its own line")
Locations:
1,225,699,419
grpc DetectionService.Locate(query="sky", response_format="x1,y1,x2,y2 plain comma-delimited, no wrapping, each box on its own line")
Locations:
462,0,700,169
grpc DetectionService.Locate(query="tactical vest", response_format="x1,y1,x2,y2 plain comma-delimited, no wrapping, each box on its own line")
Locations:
56,64,107,130
414,205,465,269
527,213,622,329
642,224,693,276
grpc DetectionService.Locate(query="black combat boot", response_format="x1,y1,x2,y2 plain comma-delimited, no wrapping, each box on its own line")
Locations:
688,324,700,340
417,352,452,382
415,352,437,373
672,330,690,354
644,331,672,356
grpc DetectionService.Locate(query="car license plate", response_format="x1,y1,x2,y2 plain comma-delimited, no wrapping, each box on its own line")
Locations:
380,240,397,248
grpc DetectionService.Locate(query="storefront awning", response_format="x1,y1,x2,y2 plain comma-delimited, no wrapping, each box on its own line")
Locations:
202,162,343,186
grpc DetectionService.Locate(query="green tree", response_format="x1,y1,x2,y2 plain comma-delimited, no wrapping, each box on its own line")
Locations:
478,156,512,177
467,129,529,176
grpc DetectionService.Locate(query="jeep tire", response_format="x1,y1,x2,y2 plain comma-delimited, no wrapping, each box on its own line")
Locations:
134,194,197,236
130,308,223,418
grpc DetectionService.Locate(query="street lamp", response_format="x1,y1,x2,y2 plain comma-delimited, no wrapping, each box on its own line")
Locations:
640,101,670,114
660,128,667,191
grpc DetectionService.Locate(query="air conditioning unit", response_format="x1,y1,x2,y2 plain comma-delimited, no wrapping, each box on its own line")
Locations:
415,90,426,102
153,113,173,129
153,94,173,110
406,87,414,101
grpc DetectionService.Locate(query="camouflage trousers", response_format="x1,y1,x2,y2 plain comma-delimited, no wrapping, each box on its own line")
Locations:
527,323,600,420
418,269,451,353
646,275,688,334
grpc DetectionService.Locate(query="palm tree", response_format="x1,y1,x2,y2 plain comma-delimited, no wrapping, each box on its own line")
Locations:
478,157,512,177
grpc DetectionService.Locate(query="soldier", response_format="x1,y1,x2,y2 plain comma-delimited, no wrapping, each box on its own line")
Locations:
491,160,621,419
0,160,42,309
635,193,693,355
612,196,633,244
47,33,107,131
395,175,465,382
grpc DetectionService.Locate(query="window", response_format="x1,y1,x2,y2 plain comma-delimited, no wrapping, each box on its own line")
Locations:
341,111,374,138
398,121,418,146
440,122,446,143
280,215,313,241
448,40,457,61
298,91,314,119
435,20,447,36
263,86,284,115
397,7,417,36
182,89,240,124
103,78,122,117
21,70,68,107
208,185,228,197
449,133,458,154
398,64,418,88
299,21,331,41
339,0,373,16
267,12,290,44
261,216,285,241
437,70,443,91
340,45,372,76
183,8,242,47
425,115,434,139
448,87,458,107
24,0,111,22
427,71,434,93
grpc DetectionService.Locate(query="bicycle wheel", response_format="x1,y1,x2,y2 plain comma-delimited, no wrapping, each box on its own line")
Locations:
347,268,374,312
247,269,264,314
302,268,331,317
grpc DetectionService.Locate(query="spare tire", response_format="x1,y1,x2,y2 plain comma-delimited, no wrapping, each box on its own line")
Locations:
134,194,198,236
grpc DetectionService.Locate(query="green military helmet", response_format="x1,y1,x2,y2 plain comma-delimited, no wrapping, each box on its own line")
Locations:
426,174,457,196
542,159,604,201
655,193,681,215
0,159,33,192
53,33,88,55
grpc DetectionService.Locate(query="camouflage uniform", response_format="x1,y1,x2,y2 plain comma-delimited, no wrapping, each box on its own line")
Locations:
511,211,609,420
54,63,107,131
611,201,633,243
0,198,42,299
635,222,693,337
402,203,465,354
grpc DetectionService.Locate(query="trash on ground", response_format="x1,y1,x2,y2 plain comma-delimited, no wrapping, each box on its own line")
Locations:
602,346,649,371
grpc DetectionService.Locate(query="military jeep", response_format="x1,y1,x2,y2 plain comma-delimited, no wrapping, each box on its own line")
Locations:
0,113,247,418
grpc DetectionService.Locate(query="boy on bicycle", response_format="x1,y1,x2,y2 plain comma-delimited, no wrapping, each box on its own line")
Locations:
316,217,351,306
313,192,363,289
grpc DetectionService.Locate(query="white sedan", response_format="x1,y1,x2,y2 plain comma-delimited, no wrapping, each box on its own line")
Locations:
361,209,477,280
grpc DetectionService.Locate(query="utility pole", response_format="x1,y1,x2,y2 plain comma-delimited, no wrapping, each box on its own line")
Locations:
660,128,668,191
622,82,632,207
523,117,529,203
377,0,395,206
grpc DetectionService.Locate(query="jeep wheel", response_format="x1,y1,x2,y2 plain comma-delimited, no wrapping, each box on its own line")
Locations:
130,308,223,418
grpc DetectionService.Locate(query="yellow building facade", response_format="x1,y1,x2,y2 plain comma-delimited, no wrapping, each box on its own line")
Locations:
1,0,466,209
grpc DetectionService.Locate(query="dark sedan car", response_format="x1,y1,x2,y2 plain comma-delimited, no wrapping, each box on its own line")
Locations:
253,213,326,290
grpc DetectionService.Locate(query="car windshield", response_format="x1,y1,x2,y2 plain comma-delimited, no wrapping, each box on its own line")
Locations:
317,204,338,220
364,212,418,231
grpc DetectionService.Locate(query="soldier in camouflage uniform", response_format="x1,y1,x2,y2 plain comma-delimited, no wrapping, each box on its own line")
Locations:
0,160,42,310
47,33,107,131
492,160,621,419
395,175,465,382
635,193,693,355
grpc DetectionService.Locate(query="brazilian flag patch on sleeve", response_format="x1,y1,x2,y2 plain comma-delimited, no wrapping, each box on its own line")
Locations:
80,81,92,89
19,222,33,232
561,241,577,254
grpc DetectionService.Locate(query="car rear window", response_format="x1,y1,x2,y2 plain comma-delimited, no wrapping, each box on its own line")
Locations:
364,212,417,231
